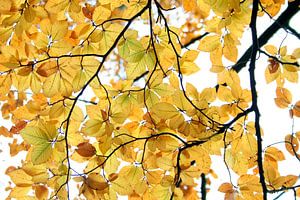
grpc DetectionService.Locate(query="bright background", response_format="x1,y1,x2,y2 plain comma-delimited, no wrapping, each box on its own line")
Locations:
0,3,299,200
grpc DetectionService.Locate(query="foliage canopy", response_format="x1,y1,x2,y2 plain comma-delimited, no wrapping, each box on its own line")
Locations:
0,0,299,199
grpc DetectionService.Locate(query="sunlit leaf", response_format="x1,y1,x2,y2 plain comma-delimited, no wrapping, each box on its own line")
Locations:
198,35,221,52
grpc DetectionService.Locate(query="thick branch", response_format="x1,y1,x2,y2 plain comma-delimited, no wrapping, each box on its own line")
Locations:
233,0,300,72
201,173,207,200
249,0,268,198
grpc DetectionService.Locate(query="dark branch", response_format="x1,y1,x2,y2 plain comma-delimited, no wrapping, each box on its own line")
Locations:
233,0,300,72
285,24,300,40
201,173,207,200
259,49,299,67
249,0,268,198
182,32,209,49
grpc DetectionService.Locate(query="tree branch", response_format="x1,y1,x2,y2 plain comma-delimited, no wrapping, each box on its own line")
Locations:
201,173,207,200
249,0,268,198
182,32,209,49
285,24,300,40
233,0,300,72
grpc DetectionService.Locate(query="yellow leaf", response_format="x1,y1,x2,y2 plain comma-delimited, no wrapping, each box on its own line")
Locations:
36,61,58,77
49,102,65,119
283,65,298,83
146,170,164,184
59,78,73,97
104,154,120,175
223,34,238,62
265,147,285,161
6,169,33,186
198,35,221,52
182,50,199,62
172,90,193,111
34,185,49,200
24,7,36,23
151,102,178,120
40,19,68,41
93,6,111,24
281,175,298,187
263,161,279,185
238,174,262,192
186,146,211,174
218,182,234,193
151,185,171,200
0,27,13,44
49,40,73,56
292,48,300,58
82,119,105,137
21,126,50,145
264,44,277,55
265,66,280,83
156,155,173,170
217,85,235,102
72,71,86,92
45,0,68,13
186,82,199,100
279,46,287,56
98,23,123,54
120,166,144,186
86,173,109,190
111,177,133,195
110,106,130,124
9,186,32,198
0,0,11,13
285,134,299,155
31,142,53,164
225,149,248,175
209,44,223,68
180,61,200,75
43,72,61,97
183,0,197,11
274,87,292,108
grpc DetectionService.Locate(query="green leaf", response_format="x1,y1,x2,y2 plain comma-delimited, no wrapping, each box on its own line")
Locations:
21,127,49,145
31,143,53,164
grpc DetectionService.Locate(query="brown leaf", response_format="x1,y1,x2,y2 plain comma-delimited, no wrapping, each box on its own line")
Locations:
268,59,280,74
10,121,27,134
86,173,108,190
0,126,12,137
17,66,33,76
82,4,95,19
76,142,96,157
34,185,48,200
36,62,58,77
108,173,119,182
292,100,300,117
285,134,299,155
9,139,28,156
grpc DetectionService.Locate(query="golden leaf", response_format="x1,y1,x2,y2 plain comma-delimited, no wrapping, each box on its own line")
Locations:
285,134,299,155
6,169,33,186
198,35,221,52
34,185,49,200
151,102,178,120
86,173,109,190
218,182,234,193
274,87,292,108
